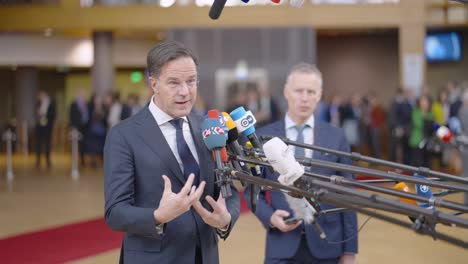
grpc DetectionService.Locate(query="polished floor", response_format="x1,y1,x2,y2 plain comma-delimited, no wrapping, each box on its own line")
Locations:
1,154,468,264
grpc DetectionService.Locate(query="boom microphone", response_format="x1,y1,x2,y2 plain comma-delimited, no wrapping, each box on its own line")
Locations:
209,0,227,20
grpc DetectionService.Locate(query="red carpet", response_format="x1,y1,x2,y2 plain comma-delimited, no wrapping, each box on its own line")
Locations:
0,218,123,264
0,193,251,263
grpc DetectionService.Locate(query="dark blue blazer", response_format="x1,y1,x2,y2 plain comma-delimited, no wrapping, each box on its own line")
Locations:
104,107,240,264
246,119,358,260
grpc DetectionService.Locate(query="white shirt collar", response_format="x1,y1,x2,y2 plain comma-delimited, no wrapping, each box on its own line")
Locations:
148,95,188,126
285,113,315,130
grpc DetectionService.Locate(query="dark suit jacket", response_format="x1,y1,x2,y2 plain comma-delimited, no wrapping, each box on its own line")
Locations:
35,99,56,132
69,101,88,129
245,119,358,260
104,107,240,264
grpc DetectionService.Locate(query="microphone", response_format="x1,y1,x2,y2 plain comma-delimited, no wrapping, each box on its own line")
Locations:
201,118,232,198
263,137,304,185
449,117,462,135
209,0,227,20
222,112,252,171
414,173,434,210
263,137,326,239
393,182,418,206
393,182,418,223
208,109,229,163
223,112,260,213
230,106,263,149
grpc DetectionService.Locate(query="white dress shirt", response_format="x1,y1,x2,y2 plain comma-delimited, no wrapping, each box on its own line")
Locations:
284,113,315,159
148,96,200,173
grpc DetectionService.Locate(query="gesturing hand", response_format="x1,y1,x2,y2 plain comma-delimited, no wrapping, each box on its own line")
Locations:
193,194,231,230
153,174,206,224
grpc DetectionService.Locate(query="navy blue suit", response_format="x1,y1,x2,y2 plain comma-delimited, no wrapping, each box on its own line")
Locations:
246,119,358,263
104,107,240,264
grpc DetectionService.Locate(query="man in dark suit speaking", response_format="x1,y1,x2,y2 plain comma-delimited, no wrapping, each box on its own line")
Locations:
246,63,358,264
104,41,240,264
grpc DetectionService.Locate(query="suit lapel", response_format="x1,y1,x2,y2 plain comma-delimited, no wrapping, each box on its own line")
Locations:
134,108,185,184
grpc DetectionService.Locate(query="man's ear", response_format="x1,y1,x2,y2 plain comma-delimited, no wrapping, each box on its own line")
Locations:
149,77,158,94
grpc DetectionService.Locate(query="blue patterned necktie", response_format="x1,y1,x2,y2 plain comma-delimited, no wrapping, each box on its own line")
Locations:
169,118,200,185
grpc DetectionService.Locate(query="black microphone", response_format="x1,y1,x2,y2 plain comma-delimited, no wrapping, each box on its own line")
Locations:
209,0,227,20
223,111,260,212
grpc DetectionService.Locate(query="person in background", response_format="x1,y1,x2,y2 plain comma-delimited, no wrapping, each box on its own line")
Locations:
369,95,385,159
409,94,434,168
245,62,358,264
69,89,89,166
35,90,56,169
388,88,413,165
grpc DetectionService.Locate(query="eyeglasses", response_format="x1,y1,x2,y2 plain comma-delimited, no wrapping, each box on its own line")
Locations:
157,78,199,90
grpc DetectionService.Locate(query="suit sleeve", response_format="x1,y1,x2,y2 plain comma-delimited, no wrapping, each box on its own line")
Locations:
217,184,240,240
104,127,161,238
337,130,359,254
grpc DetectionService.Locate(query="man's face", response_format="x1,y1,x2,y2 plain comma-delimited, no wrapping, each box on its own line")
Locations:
150,57,198,118
284,72,322,124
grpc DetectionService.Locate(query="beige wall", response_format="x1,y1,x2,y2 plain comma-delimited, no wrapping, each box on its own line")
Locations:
317,32,399,106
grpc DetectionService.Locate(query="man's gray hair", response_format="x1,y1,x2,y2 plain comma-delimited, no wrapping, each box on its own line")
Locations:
286,62,323,88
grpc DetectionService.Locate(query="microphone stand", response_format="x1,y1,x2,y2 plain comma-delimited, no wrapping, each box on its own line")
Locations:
214,150,232,198
242,147,468,193
260,135,468,185
230,155,468,228
227,168,468,249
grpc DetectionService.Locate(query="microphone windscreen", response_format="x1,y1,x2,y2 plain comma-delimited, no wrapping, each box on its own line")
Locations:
222,112,236,130
263,137,304,185
207,109,219,118
393,182,418,206
263,137,290,175
209,0,227,20
227,128,239,144
208,109,228,139
414,173,434,209
449,117,462,134
201,118,227,150
230,107,256,136
436,126,453,142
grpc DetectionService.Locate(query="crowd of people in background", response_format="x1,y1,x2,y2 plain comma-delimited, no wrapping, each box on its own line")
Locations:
313,80,468,171
2,80,467,172
69,90,142,168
